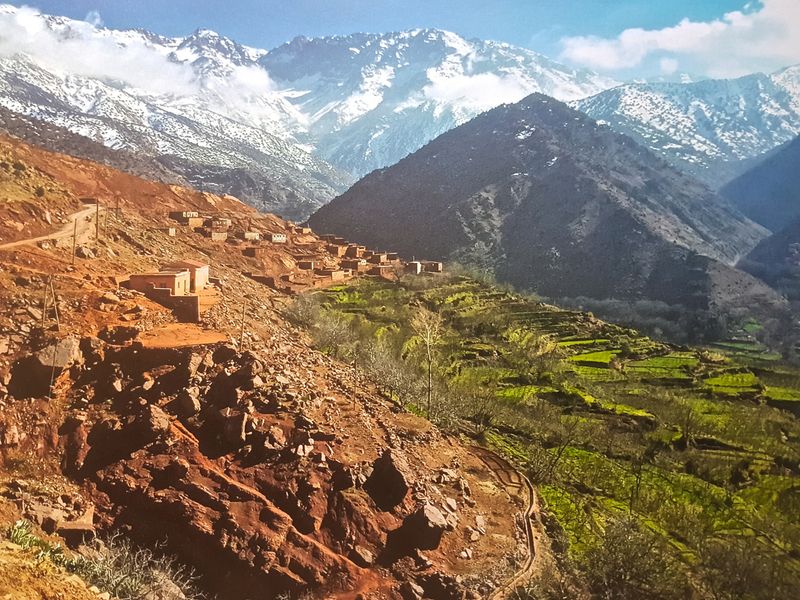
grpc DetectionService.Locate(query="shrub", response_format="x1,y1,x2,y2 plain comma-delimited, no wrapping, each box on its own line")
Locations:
6,520,207,600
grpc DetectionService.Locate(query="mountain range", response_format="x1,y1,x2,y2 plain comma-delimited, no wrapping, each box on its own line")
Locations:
0,5,616,219
721,135,800,231
573,68,800,187
2,4,799,218
310,93,784,316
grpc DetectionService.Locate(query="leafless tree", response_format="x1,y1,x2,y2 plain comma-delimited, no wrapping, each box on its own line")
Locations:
410,307,444,417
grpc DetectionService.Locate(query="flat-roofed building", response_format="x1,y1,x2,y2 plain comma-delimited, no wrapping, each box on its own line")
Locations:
270,233,287,244
169,210,199,221
406,261,423,275
422,261,444,273
129,270,191,296
162,259,210,292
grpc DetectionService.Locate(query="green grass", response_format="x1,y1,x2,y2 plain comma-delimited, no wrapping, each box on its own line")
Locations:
568,349,620,364
312,275,800,589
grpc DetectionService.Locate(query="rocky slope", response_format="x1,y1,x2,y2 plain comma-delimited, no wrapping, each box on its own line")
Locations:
310,93,779,312
720,135,800,231
572,66,800,187
0,135,527,599
739,217,800,300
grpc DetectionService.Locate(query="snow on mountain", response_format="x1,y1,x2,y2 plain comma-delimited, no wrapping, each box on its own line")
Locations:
0,5,619,204
573,68,800,187
261,29,618,176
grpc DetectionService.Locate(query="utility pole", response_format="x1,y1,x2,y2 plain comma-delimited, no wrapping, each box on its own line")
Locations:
238,298,248,349
41,275,49,328
40,275,60,331
95,200,100,241
70,218,77,266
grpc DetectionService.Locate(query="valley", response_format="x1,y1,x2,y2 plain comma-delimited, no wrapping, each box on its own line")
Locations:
0,2,798,599
309,275,800,598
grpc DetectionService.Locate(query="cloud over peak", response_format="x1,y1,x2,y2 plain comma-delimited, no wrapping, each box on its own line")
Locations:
559,0,800,78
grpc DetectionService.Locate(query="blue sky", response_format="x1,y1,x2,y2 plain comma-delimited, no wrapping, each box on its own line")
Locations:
5,1,799,78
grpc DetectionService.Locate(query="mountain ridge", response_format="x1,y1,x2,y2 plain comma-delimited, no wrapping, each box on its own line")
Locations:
573,67,800,188
310,92,778,315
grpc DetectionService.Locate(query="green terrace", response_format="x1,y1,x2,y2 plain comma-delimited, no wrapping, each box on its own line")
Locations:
311,275,800,586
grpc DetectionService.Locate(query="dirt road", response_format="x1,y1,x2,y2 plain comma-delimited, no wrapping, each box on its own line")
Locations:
0,205,101,251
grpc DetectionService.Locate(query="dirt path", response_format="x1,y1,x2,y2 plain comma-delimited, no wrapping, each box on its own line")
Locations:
0,205,101,250
471,445,545,599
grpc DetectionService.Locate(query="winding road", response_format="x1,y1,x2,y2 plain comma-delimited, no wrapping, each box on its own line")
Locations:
0,205,101,251
471,445,542,599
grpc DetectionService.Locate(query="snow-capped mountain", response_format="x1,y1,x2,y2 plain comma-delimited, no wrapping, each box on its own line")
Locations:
0,5,619,218
260,29,618,176
0,6,348,219
572,67,800,187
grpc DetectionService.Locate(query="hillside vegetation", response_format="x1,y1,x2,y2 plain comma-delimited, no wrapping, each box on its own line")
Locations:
291,274,800,599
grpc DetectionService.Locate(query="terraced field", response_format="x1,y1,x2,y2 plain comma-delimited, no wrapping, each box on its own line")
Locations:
314,276,800,595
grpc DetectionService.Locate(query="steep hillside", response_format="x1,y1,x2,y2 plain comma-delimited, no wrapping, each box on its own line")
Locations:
311,93,774,313
573,67,800,187
739,217,800,300
0,54,350,220
0,105,187,186
0,135,528,600
721,135,800,231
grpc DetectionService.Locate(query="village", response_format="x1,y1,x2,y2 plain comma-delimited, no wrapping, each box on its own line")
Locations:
125,209,444,322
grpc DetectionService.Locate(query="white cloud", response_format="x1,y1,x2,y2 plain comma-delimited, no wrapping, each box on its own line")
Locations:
0,4,197,95
422,71,531,113
559,0,800,78
659,57,679,75
84,9,103,27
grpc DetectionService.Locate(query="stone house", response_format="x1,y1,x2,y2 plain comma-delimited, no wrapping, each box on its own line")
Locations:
162,260,209,292
129,270,191,296
270,233,288,244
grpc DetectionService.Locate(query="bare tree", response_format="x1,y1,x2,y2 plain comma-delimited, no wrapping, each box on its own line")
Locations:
410,307,444,417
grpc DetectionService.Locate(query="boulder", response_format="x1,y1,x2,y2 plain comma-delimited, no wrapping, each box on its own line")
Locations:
136,405,171,443
349,545,375,567
56,506,95,548
387,504,448,556
34,336,83,372
177,387,201,416
399,581,425,600
364,449,412,511
222,412,248,447
75,245,95,259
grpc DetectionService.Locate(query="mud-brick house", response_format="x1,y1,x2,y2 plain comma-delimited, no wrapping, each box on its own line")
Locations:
368,264,395,277
209,230,228,242
406,261,423,275
169,211,204,228
345,245,366,258
169,210,198,221
368,252,388,264
341,258,367,272
243,246,268,258
241,231,261,241
422,261,444,273
326,243,347,257
270,233,288,244
129,270,191,296
163,259,209,292
316,268,347,281
297,260,315,270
